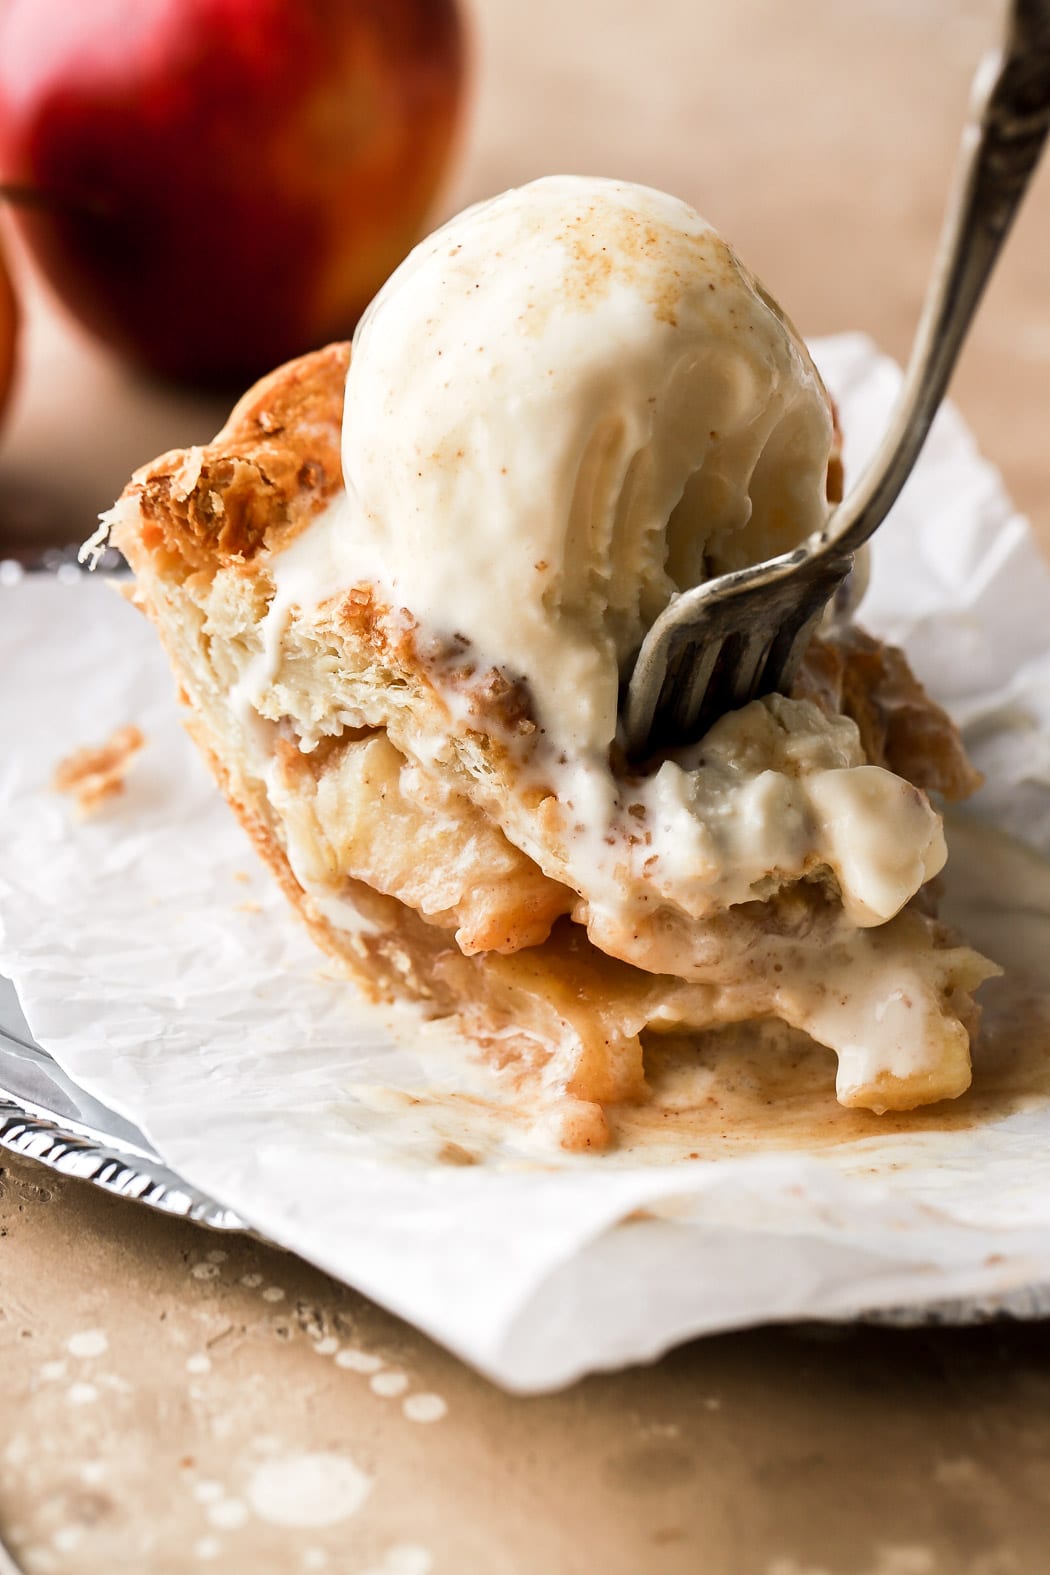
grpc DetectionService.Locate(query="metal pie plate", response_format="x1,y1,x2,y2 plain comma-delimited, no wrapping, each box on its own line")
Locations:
0,560,244,1227
0,975,245,1231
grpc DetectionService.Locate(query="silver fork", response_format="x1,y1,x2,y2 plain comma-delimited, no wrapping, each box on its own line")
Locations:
623,0,1050,759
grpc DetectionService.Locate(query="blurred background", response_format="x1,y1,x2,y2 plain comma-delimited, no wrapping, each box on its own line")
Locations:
0,0,1047,556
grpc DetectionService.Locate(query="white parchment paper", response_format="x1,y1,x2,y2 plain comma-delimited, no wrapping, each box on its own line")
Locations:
3,333,1050,1392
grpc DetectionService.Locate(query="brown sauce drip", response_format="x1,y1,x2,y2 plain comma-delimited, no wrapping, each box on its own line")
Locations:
610,975,1050,1159
609,814,1050,1160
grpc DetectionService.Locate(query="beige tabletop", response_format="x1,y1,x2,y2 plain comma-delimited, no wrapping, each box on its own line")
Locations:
3,1,1050,1570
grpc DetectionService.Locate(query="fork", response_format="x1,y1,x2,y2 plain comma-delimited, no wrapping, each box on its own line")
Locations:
623,0,1050,759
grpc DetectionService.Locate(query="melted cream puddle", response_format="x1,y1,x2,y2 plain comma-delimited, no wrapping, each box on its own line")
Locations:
613,814,1050,1158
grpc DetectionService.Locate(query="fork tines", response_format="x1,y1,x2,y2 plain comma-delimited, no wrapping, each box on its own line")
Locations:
624,550,852,759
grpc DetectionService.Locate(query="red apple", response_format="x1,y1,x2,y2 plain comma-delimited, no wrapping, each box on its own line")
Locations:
0,0,465,384
0,234,17,422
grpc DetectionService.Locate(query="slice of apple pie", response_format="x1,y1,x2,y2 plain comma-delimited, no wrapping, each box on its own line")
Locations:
90,178,995,1150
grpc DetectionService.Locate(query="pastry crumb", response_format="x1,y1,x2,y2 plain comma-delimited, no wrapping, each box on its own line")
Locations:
53,724,146,817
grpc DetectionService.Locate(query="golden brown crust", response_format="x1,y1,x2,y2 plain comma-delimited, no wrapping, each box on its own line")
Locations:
127,342,349,574
52,724,145,817
797,628,981,803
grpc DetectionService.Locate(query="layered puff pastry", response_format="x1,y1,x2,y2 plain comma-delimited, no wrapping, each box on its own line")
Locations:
93,339,994,1151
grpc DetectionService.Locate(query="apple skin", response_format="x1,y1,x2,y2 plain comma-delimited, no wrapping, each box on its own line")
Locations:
0,235,17,422
0,0,465,384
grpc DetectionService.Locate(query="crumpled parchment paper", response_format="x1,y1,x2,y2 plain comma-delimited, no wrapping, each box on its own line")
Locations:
2,332,1050,1392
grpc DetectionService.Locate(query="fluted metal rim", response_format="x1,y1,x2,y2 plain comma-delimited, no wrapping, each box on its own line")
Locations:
0,1096,247,1231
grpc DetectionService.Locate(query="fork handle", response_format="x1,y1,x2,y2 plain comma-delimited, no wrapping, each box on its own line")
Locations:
823,0,1050,560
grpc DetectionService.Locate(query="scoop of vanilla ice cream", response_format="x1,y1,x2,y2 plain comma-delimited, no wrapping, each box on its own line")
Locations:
341,175,835,758
257,175,946,944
